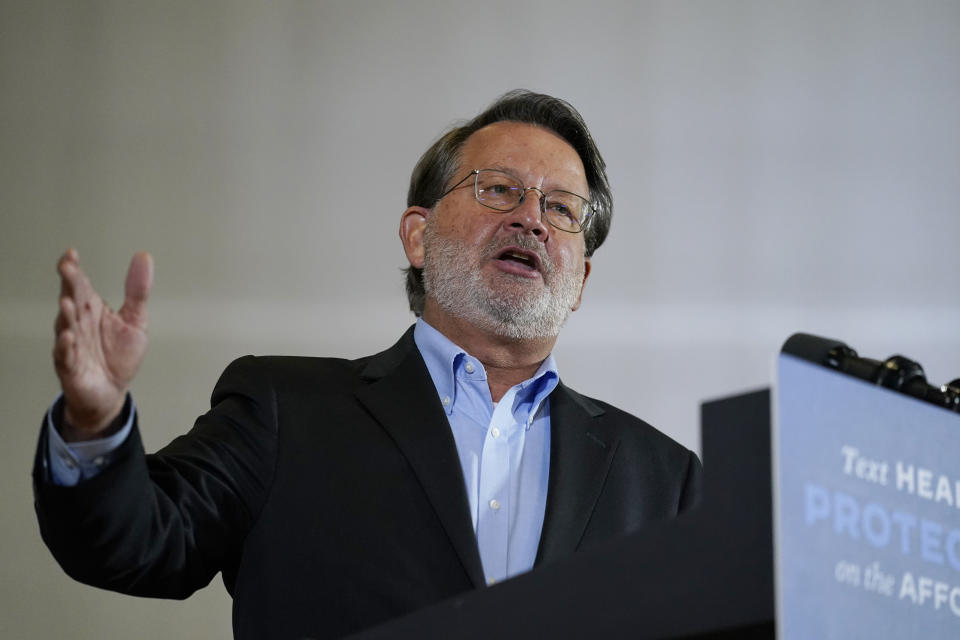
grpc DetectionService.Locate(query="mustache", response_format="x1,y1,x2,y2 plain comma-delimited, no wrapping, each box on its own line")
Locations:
481,234,553,275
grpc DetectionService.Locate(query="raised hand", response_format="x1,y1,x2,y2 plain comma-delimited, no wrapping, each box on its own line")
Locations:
53,249,154,440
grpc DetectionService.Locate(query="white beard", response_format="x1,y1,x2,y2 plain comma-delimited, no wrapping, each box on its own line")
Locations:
422,219,585,340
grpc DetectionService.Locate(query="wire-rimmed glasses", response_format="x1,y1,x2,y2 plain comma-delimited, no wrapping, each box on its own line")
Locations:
437,169,596,233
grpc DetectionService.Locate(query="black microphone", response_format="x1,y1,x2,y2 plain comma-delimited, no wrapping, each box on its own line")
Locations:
781,333,960,414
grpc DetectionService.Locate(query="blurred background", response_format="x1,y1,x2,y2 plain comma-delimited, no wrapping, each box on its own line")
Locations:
2,1,959,637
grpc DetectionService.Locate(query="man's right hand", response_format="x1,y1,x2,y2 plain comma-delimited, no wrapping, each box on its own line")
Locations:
53,249,153,441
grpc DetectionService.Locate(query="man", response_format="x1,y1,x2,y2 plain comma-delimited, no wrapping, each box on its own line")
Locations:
35,90,701,639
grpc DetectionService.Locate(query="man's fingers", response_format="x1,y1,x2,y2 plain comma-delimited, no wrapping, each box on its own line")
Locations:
57,249,95,310
58,248,78,268
119,251,153,326
57,249,78,299
53,328,76,374
54,296,77,335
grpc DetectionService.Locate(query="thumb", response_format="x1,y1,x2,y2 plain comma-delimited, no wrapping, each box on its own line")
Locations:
119,251,153,326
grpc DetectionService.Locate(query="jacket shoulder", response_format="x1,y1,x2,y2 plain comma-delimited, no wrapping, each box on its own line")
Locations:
559,384,692,457
559,384,703,512
212,353,374,401
213,326,418,400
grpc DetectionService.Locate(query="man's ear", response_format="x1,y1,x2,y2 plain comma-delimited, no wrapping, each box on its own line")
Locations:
571,257,591,311
399,206,430,268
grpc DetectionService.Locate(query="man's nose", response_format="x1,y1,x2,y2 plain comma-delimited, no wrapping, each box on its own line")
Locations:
506,188,549,239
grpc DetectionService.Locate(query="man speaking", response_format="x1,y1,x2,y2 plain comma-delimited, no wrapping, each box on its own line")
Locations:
34,90,701,639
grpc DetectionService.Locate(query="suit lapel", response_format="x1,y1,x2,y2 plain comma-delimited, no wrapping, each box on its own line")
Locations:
354,327,486,588
535,382,618,565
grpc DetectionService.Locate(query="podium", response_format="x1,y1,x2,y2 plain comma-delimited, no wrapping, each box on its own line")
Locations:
775,353,960,638
350,344,958,639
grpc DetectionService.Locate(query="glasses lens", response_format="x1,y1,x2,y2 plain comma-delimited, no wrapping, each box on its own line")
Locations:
543,191,589,232
475,170,523,210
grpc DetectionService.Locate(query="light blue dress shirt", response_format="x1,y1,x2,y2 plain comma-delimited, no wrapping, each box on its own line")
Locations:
45,394,134,485
46,320,558,584
413,319,557,584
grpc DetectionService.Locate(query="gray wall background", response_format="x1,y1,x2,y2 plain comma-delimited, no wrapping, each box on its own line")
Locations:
3,1,959,637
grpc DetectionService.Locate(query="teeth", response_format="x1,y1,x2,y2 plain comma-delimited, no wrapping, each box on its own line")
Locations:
503,251,533,266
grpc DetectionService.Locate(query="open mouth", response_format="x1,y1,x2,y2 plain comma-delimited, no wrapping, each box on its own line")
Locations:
496,248,542,272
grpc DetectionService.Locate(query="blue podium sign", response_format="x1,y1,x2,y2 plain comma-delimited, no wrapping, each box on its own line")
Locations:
775,354,960,638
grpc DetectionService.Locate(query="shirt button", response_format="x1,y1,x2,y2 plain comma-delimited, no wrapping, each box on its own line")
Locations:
61,456,77,470
441,396,451,407
489,498,500,511
487,577,497,586
464,362,475,374
490,427,501,439
93,456,106,467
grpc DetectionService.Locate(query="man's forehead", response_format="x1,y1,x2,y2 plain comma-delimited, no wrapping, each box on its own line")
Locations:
458,122,588,189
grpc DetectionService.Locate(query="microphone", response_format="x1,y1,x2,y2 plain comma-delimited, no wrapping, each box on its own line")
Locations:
781,333,960,414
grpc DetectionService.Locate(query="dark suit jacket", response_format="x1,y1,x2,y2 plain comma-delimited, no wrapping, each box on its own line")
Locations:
34,326,701,639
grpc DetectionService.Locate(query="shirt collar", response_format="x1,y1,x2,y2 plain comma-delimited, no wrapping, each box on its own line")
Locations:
413,318,559,415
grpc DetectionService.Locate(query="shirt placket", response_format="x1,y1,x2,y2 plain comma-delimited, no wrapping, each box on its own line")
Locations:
476,388,523,585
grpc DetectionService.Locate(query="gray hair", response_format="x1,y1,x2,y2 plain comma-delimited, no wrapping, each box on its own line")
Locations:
403,89,613,316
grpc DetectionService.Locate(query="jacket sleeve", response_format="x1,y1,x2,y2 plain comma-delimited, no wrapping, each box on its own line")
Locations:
32,356,277,599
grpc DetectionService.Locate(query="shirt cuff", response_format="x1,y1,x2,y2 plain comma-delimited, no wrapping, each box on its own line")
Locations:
45,393,135,486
